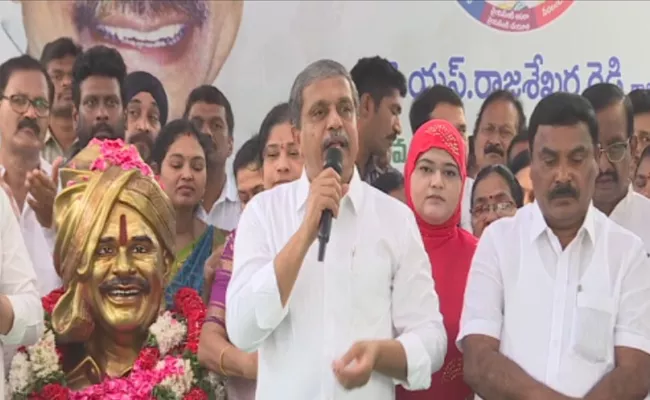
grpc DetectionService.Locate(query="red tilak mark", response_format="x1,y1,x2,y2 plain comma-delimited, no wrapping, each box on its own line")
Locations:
119,214,127,246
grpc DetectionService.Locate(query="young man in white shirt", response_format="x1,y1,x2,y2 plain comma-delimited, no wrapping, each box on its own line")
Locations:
226,59,447,399
458,92,650,399
0,188,44,390
582,83,650,253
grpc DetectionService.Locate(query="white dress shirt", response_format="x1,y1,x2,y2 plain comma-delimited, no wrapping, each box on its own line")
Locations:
196,171,241,231
610,189,650,254
0,160,61,296
460,177,474,233
0,189,45,393
458,202,650,399
226,169,447,400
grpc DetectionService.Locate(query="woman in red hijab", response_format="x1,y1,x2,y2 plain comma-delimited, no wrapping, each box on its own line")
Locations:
397,119,477,400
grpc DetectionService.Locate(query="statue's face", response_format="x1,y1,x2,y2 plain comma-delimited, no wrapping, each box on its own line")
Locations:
87,203,165,333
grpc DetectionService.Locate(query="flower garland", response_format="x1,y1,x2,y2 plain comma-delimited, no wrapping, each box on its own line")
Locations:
8,287,225,400
67,138,164,189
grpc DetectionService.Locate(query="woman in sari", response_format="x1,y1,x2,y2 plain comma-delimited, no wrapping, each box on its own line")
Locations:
397,119,477,400
151,119,227,305
199,103,303,400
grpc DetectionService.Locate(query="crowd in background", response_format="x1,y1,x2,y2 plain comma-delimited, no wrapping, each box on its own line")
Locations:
0,34,650,400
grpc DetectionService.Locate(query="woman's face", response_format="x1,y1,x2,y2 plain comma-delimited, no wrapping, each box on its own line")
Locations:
409,148,462,225
262,122,303,188
159,133,207,209
471,172,518,237
515,166,534,204
633,156,650,199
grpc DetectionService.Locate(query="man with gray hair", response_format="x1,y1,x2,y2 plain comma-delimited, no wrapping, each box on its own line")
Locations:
226,59,447,399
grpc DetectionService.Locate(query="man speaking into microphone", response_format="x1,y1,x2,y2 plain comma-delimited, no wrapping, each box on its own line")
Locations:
226,59,447,400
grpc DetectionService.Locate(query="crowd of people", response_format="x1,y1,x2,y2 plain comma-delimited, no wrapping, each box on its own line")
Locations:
0,34,649,400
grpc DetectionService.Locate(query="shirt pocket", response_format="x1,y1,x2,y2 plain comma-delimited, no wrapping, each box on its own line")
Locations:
570,292,615,364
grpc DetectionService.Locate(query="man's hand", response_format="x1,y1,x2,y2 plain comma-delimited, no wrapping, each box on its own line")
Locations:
25,157,62,228
300,167,349,242
332,341,379,390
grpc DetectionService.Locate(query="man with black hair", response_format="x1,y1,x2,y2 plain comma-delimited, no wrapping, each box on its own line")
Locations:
583,83,650,252
184,85,240,231
460,92,650,400
232,135,264,206
473,90,526,172
69,45,127,158
0,54,61,295
40,37,82,163
628,88,650,161
506,130,529,164
350,56,406,184
409,84,467,136
408,85,473,232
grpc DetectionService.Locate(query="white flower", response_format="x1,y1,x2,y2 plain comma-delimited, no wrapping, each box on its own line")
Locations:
149,311,186,355
158,359,194,397
28,330,61,380
8,351,33,394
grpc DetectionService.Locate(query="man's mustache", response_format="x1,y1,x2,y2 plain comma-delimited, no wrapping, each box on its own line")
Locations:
17,118,41,136
91,122,118,139
322,130,350,150
548,182,579,201
73,0,208,29
484,143,504,157
99,276,151,294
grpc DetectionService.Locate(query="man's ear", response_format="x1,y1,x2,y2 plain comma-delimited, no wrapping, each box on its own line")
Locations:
227,135,234,158
72,105,79,130
359,93,374,119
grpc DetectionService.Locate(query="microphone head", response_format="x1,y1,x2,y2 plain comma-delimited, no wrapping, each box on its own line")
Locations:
323,146,343,175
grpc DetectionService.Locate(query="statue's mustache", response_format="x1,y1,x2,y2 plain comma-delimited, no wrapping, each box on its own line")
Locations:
99,276,151,294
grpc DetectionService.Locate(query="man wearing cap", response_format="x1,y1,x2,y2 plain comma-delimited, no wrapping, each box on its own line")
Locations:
123,71,168,163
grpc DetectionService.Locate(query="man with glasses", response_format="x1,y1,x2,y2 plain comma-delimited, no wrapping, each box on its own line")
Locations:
583,83,650,252
0,54,61,295
183,85,241,231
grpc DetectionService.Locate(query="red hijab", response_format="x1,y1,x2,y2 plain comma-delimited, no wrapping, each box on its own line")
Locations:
398,119,477,400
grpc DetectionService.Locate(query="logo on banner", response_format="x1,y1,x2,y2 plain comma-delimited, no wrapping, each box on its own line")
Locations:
458,0,574,32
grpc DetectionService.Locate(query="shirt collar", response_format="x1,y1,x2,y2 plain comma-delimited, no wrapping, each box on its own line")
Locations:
296,167,365,215
219,171,240,204
528,200,596,244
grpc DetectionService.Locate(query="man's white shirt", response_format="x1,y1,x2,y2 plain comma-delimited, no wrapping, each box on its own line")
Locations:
458,201,650,399
0,159,61,296
226,169,447,400
196,170,241,232
610,188,650,254
0,189,44,392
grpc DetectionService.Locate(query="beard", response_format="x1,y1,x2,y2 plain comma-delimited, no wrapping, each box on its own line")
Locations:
77,120,125,148
127,131,155,163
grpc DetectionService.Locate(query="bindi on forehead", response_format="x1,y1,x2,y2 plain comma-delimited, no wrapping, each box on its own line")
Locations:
119,214,128,246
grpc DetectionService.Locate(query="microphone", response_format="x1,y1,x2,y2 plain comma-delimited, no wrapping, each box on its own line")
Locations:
317,147,343,262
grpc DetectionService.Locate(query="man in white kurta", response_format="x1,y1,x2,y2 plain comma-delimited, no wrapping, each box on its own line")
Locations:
0,189,44,393
226,59,447,400
458,92,650,400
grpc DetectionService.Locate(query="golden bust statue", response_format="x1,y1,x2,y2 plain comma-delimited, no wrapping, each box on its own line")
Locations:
51,160,175,389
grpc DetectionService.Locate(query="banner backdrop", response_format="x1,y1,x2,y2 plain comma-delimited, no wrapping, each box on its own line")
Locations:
1,1,649,170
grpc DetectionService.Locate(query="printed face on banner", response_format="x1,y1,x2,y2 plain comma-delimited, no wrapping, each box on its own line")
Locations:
20,0,243,120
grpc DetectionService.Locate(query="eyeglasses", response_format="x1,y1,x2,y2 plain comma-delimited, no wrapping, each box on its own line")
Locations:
598,140,629,163
1,94,50,117
471,201,516,217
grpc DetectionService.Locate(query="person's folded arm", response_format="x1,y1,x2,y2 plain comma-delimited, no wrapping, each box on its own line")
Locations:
226,197,312,353
0,191,43,346
381,211,447,390
583,244,650,400
459,227,573,400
